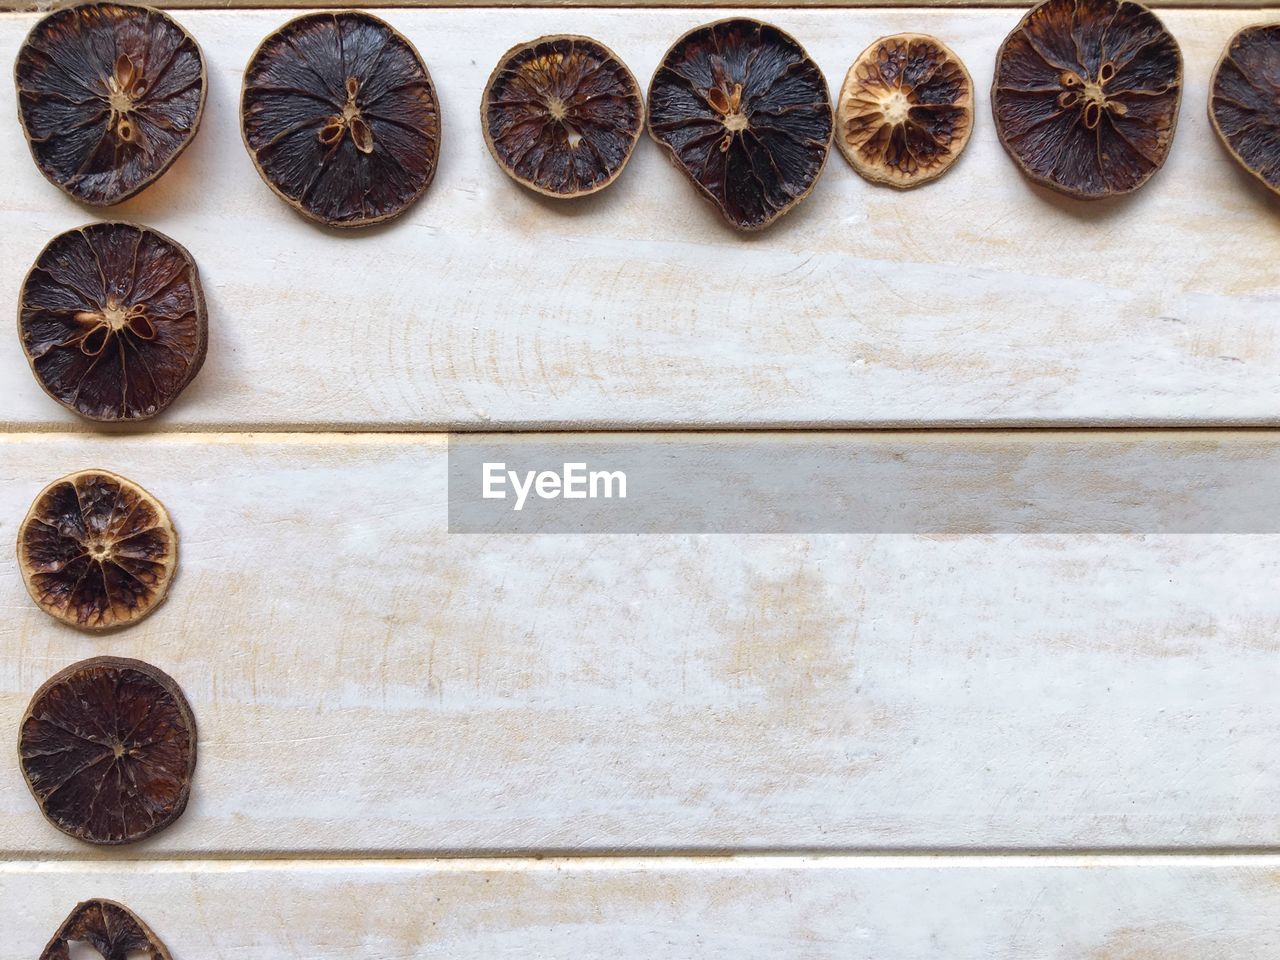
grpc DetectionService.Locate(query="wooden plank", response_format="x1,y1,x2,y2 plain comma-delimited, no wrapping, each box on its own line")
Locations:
1,8,1277,431
6,858,1280,958
2,432,1278,856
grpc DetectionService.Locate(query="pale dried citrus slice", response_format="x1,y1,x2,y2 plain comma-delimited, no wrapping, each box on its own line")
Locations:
20,657,197,845
836,33,974,188
18,469,177,630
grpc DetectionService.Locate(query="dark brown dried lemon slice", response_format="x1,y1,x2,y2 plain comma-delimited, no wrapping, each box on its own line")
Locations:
241,11,442,227
482,35,643,198
1210,23,1280,196
647,18,834,231
20,657,196,845
40,899,172,960
992,0,1182,199
18,470,177,631
14,2,206,206
19,222,207,422
837,34,974,188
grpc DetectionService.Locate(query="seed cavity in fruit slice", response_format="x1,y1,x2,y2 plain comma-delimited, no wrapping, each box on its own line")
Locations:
39,899,173,960
991,0,1182,199
483,35,643,198
20,657,196,845
837,33,974,188
647,18,834,231
18,470,177,631
19,222,207,422
241,11,442,227
14,2,206,206
1209,23,1280,196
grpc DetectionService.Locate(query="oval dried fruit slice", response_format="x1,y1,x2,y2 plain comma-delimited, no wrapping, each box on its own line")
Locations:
647,18,834,231
19,222,207,422
482,35,643,198
992,0,1182,199
241,11,442,227
20,657,196,845
18,470,177,631
1209,23,1280,196
40,899,172,960
14,2,206,206
837,33,974,188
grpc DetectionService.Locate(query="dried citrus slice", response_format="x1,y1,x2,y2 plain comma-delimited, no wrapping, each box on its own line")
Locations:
20,657,196,845
40,899,173,960
992,0,1182,199
647,18,834,231
19,222,207,422
241,11,442,227
14,2,206,206
836,34,974,188
482,35,643,198
18,470,177,631
1209,23,1280,196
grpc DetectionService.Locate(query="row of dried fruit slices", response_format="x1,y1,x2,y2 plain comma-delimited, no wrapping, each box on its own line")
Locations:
15,2,1280,232
17,470,195,955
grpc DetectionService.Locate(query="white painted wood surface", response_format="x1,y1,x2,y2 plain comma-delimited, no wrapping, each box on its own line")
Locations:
6,857,1280,958
1,8,1278,430
2,433,1278,856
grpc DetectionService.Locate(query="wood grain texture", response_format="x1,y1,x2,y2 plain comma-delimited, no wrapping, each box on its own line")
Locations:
2,432,1278,857
1,8,1278,431
6,857,1280,958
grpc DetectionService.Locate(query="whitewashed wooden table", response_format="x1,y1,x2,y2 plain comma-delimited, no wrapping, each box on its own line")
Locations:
2,1,1279,956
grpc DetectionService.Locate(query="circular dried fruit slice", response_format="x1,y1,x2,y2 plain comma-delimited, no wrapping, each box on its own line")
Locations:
241,11,442,227
482,35,643,198
19,657,196,845
837,34,974,188
18,470,177,631
1209,23,1280,196
40,899,173,960
992,0,1182,199
19,222,207,422
647,18,834,231
14,2,206,206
